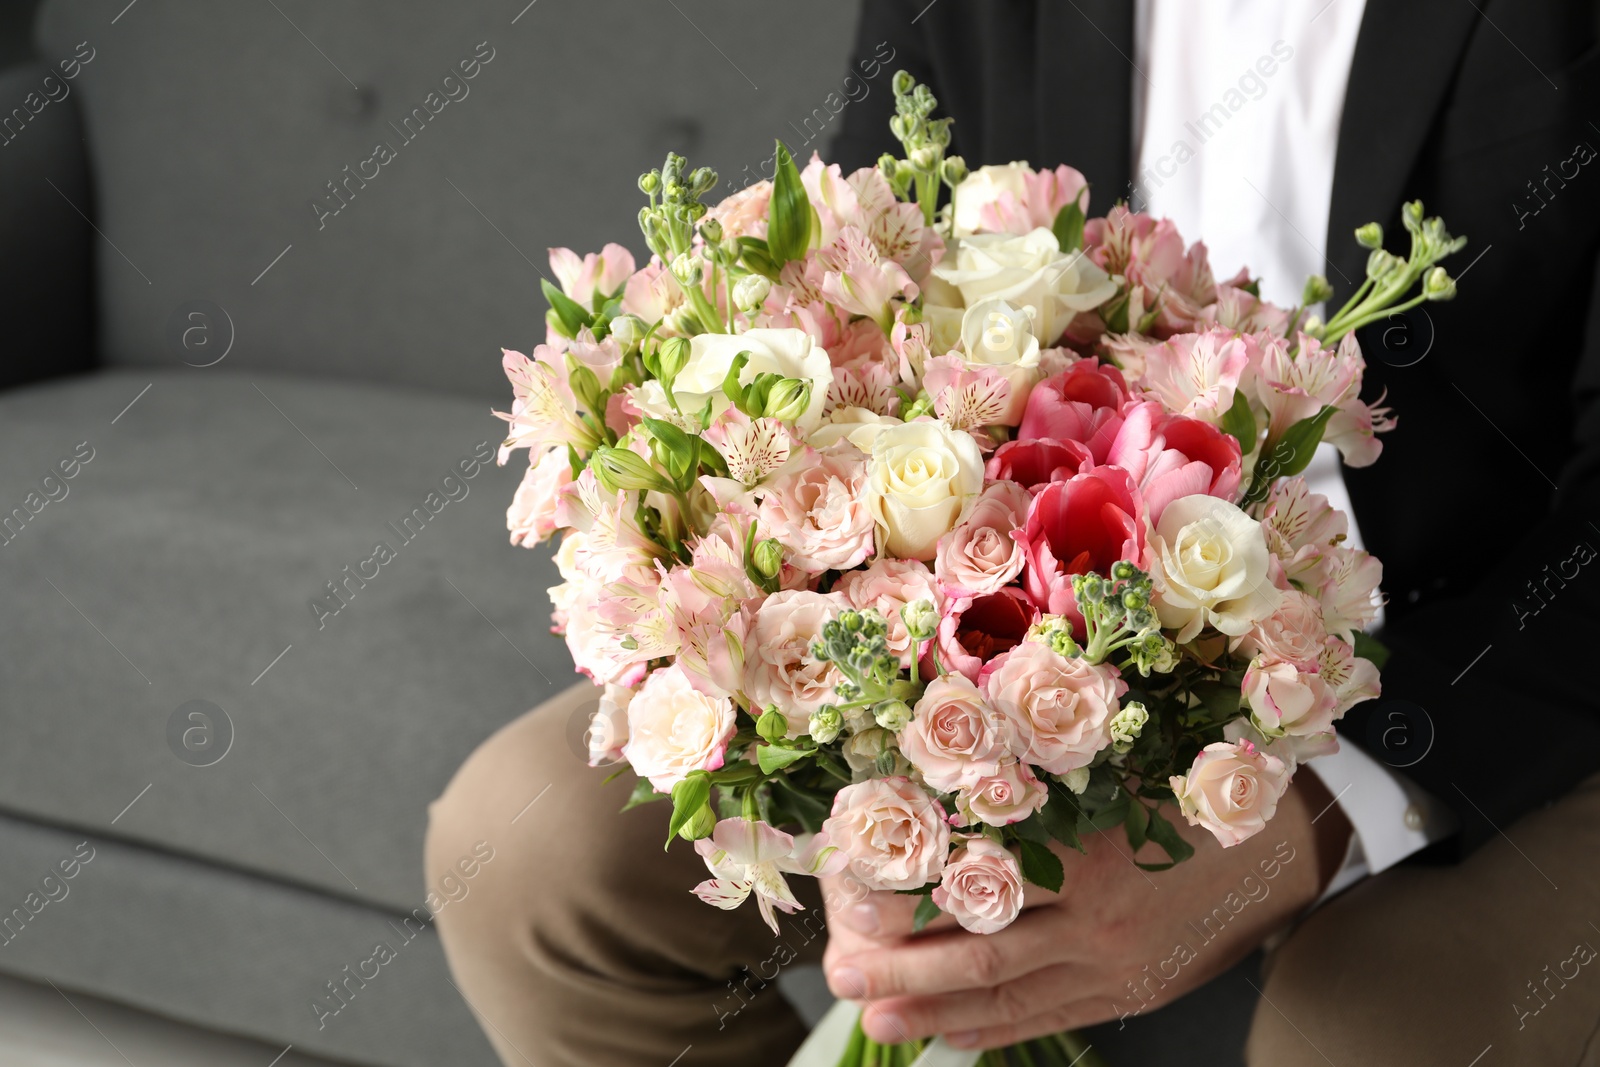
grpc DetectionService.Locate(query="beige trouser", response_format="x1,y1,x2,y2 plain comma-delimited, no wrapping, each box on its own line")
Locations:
426,683,1600,1066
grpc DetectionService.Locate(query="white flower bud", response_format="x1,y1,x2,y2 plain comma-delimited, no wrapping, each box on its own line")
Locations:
733,273,771,313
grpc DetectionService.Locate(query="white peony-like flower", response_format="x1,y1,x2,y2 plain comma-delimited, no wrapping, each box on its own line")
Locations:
621,664,736,791
1149,495,1283,643
635,328,832,432
864,420,985,561
930,228,1116,346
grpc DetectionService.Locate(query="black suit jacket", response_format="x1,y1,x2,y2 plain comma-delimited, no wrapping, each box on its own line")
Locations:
832,0,1600,857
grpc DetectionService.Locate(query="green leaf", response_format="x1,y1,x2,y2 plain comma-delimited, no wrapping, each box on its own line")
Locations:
1037,785,1086,853
1010,813,1052,845
767,141,811,265
1124,799,1150,853
620,776,664,812
665,772,711,847
1245,404,1337,503
541,278,592,338
1017,839,1064,893
1052,200,1086,254
1220,389,1257,455
1352,630,1390,670
894,883,936,896
1141,805,1196,870
912,894,942,933
737,236,782,281
707,761,765,787
755,743,814,774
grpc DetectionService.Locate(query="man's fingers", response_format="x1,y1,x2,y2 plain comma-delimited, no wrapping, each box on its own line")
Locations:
857,962,1089,1043
825,905,1068,1000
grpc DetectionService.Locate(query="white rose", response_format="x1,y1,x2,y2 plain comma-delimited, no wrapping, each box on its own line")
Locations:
1170,739,1290,848
636,328,832,432
865,420,985,561
952,162,1034,237
808,408,902,451
621,664,736,791
958,297,1043,424
1150,495,1284,643
931,228,1116,346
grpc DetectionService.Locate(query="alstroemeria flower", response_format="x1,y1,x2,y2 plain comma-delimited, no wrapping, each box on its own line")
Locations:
692,819,845,934
549,243,635,308
819,227,919,329
493,347,598,462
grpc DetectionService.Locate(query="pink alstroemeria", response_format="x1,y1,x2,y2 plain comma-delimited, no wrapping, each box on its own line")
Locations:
1139,329,1254,427
975,164,1089,236
819,227,919,330
702,409,793,487
922,354,1013,435
692,819,846,935
1254,333,1374,459
493,347,598,462
827,361,901,418
548,243,636,308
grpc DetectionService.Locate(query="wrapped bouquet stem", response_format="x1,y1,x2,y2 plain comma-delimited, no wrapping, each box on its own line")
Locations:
496,70,1463,1065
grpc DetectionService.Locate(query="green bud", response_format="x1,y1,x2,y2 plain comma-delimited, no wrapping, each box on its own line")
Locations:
873,699,913,733
875,750,899,777
756,705,789,743
877,152,900,176
1109,701,1149,747
1300,274,1333,306
638,170,661,197
900,599,938,641
698,217,724,245
656,336,692,384
590,446,669,494
910,145,940,172
670,252,702,287
1401,200,1424,235
762,377,812,422
610,313,647,352
940,155,969,187
1122,589,1148,612
892,69,916,96
752,538,784,580
1423,266,1457,301
1110,561,1137,582
1059,767,1091,795
676,802,716,841
1354,222,1383,249
808,705,843,745
1366,249,1402,280
840,610,864,633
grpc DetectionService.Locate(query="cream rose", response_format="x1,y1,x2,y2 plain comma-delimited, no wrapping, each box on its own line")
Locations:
985,639,1124,774
1150,495,1284,644
822,777,951,891
900,675,1010,792
865,420,985,560
962,762,1048,827
1170,740,1290,848
742,590,847,733
621,665,735,791
931,228,1117,346
951,162,1034,236
637,327,832,432
1237,590,1327,669
807,408,902,451
957,298,1043,424
932,836,1025,934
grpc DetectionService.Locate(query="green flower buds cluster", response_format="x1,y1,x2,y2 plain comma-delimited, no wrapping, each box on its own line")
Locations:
1313,201,1466,346
637,152,718,264
721,351,812,423
1074,563,1175,673
812,609,899,704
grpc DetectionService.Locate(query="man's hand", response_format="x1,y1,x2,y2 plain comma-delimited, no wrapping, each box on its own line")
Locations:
820,774,1351,1050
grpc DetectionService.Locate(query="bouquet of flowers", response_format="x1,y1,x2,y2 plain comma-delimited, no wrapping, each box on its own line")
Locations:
495,72,1464,1066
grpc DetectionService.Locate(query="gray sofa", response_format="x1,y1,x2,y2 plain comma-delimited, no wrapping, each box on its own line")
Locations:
0,2,864,1064
0,3,1266,1064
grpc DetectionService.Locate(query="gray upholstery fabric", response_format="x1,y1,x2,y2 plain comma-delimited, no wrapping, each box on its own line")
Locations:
0,368,571,913
33,0,863,399
0,811,497,1067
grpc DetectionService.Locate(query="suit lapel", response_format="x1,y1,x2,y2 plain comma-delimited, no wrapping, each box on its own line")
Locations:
1034,0,1134,205
1326,0,1482,293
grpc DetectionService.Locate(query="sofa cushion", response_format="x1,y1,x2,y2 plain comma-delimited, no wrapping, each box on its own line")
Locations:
0,368,573,912
34,0,864,398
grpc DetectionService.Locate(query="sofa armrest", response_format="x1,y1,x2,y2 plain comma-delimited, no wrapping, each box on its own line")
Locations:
0,59,95,390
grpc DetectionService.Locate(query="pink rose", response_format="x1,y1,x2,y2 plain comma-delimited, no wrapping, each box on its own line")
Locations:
983,437,1092,490
706,180,772,241
1017,359,1131,461
743,590,848,733
932,836,1025,934
757,444,875,573
1243,657,1339,739
985,640,1125,774
900,675,1010,793
823,777,951,891
1237,591,1327,670
962,762,1048,827
837,558,941,669
507,446,574,546
1105,402,1242,526
929,588,1039,683
1019,466,1146,619
1170,740,1290,848
621,665,735,791
935,481,1031,596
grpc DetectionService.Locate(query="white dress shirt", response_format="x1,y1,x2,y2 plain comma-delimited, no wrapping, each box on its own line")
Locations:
1131,0,1456,896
